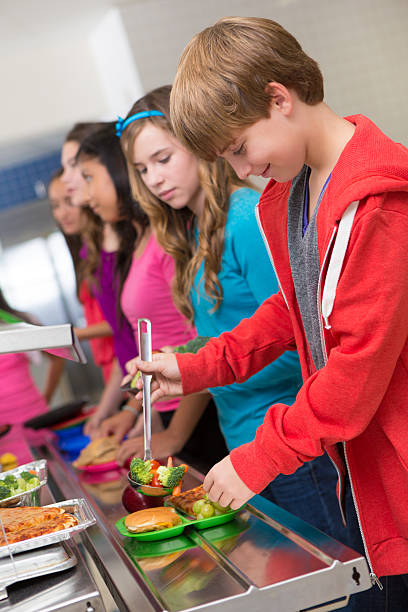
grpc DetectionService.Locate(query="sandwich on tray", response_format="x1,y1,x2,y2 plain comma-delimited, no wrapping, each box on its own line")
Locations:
124,507,182,533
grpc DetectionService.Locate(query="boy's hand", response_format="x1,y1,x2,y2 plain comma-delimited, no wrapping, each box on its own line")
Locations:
203,455,256,510
123,353,183,403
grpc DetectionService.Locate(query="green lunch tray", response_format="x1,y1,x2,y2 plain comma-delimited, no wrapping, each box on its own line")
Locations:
115,508,240,541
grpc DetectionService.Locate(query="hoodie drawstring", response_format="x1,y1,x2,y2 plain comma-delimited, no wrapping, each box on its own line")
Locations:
321,201,359,328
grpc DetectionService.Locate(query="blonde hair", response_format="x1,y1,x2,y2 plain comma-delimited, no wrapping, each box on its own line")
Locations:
171,16,324,161
121,85,253,323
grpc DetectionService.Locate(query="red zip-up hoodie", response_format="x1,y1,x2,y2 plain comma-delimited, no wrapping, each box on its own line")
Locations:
177,115,408,578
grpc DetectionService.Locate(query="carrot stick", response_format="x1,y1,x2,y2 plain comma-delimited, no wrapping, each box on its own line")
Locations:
172,483,182,496
167,456,173,468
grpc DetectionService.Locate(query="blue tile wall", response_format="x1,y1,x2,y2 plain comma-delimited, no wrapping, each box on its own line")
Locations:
0,152,61,211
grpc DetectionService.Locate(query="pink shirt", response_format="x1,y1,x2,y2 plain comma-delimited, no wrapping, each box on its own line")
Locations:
121,233,195,411
0,353,48,425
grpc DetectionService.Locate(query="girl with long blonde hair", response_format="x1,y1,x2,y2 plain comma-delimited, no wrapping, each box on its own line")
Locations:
76,123,228,471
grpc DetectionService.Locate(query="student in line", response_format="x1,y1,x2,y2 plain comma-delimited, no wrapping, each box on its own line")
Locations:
60,121,140,438
118,86,364,555
76,124,227,470
48,167,115,383
127,17,408,610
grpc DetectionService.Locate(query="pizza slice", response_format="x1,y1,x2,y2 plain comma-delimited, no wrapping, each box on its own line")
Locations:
0,506,78,546
0,506,64,533
0,512,78,545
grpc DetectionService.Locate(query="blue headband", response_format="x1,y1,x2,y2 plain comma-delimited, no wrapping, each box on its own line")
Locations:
115,110,165,137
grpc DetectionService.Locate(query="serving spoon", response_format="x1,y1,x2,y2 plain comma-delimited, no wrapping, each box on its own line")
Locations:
138,318,153,462
127,319,171,497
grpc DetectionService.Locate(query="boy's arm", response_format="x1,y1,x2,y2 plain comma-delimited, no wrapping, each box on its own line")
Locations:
177,289,295,394
220,201,408,496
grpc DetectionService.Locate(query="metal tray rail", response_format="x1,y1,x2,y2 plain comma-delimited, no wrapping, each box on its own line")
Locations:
0,497,96,558
0,541,77,600
0,459,47,508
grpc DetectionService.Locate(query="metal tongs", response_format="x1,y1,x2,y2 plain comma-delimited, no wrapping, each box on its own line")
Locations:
138,318,152,462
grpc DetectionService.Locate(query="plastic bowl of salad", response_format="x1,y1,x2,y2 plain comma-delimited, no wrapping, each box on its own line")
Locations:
0,460,47,507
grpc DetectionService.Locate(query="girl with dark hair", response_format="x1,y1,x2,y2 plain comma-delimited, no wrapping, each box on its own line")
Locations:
76,123,228,470
48,168,115,382
61,122,106,207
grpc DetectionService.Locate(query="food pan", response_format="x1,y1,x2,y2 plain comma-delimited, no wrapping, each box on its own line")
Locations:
0,541,77,600
0,459,47,508
0,498,96,558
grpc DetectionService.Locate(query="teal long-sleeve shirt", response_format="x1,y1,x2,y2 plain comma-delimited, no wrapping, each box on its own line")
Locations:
190,188,302,451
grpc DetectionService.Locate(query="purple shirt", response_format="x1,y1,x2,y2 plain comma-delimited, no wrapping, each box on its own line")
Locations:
80,246,137,374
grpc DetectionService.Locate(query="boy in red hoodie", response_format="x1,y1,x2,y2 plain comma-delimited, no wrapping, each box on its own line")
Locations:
128,17,408,609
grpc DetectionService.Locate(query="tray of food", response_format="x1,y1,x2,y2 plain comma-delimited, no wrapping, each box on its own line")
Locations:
0,460,47,508
0,498,96,557
0,541,77,600
116,485,240,541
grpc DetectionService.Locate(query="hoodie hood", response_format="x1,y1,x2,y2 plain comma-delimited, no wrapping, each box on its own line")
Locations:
260,114,408,223
324,114,408,221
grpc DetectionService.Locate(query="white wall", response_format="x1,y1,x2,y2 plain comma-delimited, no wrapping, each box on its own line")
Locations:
120,0,408,145
2,0,407,149
89,8,144,120
0,37,110,144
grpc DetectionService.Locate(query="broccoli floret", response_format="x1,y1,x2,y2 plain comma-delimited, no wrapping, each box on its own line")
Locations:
20,471,36,482
173,336,211,354
0,485,11,500
130,458,153,484
28,476,40,489
157,465,186,488
3,475,18,489
16,478,28,492
130,371,141,389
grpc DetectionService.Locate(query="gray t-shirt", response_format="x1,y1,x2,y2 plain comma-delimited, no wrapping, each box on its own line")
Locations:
287,166,330,371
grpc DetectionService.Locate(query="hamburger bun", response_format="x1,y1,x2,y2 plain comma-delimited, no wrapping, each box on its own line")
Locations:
124,507,182,533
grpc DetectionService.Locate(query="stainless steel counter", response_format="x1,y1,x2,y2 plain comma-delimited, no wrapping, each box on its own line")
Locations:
14,428,372,612
0,482,104,612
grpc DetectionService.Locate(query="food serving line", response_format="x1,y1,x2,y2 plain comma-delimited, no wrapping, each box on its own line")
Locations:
0,425,371,612
0,321,373,611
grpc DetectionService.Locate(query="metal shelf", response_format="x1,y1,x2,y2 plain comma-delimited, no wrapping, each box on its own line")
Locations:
0,322,86,363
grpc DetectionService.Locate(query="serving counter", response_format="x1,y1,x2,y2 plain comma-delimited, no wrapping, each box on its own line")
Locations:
0,425,373,612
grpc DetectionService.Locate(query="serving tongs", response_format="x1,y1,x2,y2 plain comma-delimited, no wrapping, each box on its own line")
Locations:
127,319,171,497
